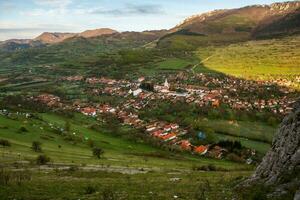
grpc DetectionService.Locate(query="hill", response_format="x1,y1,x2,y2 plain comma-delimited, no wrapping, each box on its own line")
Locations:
252,7,300,38
34,32,77,44
34,28,118,44
158,1,300,50
78,28,118,38
195,34,300,89
0,39,45,52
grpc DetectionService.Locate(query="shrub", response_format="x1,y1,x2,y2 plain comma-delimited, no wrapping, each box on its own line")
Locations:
84,185,97,194
36,155,50,165
32,141,42,152
192,164,217,171
64,121,71,132
207,164,217,171
0,139,11,147
68,165,79,172
92,147,104,159
19,126,28,133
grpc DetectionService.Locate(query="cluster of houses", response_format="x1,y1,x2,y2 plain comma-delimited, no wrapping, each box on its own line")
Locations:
27,74,298,160
256,75,300,89
78,102,215,156
34,94,62,107
88,75,296,115
61,74,297,116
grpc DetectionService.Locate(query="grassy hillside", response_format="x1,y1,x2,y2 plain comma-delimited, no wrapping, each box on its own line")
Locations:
0,112,248,170
195,35,300,88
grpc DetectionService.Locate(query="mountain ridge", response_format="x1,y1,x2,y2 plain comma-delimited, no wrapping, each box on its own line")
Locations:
34,28,118,44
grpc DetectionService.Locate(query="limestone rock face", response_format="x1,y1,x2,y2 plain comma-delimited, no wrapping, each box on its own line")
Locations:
245,99,300,198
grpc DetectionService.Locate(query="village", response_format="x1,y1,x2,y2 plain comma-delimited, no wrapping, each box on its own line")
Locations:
28,73,298,162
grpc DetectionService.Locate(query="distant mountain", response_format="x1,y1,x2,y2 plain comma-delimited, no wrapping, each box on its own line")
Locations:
0,29,168,67
34,28,118,44
0,39,45,52
78,28,118,38
34,32,76,44
158,1,300,49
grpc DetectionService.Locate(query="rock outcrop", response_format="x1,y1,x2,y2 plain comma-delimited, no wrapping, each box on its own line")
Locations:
243,99,300,199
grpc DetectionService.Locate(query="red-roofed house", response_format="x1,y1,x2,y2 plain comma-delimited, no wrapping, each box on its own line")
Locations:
194,145,208,155
161,133,177,142
152,130,164,137
179,140,191,151
81,107,97,116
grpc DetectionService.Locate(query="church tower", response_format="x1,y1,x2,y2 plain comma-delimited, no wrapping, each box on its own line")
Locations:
164,79,169,89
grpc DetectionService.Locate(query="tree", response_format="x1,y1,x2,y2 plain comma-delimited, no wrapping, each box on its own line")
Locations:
36,155,50,165
32,141,42,152
64,121,71,132
92,147,104,159
140,82,154,91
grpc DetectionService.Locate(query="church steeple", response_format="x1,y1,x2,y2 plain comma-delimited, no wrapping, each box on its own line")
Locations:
164,79,169,89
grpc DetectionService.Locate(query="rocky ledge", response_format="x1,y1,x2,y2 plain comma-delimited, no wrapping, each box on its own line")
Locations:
242,99,300,199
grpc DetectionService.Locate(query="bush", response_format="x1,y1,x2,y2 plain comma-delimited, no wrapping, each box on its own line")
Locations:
19,126,28,133
68,165,79,172
36,155,50,165
32,141,42,152
0,139,11,147
207,164,217,171
84,185,97,194
217,140,242,152
192,164,217,171
92,147,104,159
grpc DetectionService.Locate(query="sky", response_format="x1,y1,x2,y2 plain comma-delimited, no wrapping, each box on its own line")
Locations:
0,0,293,40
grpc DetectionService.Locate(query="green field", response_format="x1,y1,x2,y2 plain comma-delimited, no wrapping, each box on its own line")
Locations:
194,119,274,154
0,113,250,171
156,58,194,70
195,35,300,88
0,112,257,200
195,119,276,144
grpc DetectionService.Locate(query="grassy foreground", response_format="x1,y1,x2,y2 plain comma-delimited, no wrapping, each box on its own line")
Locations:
0,111,255,199
0,169,251,200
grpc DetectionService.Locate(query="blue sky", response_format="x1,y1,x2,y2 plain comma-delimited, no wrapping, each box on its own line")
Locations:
0,0,292,40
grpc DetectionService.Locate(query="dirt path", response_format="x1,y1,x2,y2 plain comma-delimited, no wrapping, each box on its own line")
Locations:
2,162,191,175
191,55,213,74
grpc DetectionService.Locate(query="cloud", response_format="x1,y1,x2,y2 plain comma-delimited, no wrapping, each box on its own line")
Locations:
89,4,165,16
34,0,72,6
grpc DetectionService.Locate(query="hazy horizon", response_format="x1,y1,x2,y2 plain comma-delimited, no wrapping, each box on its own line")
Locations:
0,0,294,41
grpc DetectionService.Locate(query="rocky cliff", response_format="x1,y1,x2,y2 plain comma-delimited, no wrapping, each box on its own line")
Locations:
243,99,300,199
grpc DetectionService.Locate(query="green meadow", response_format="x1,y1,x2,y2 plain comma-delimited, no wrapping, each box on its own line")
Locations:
195,35,300,88
0,113,250,171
